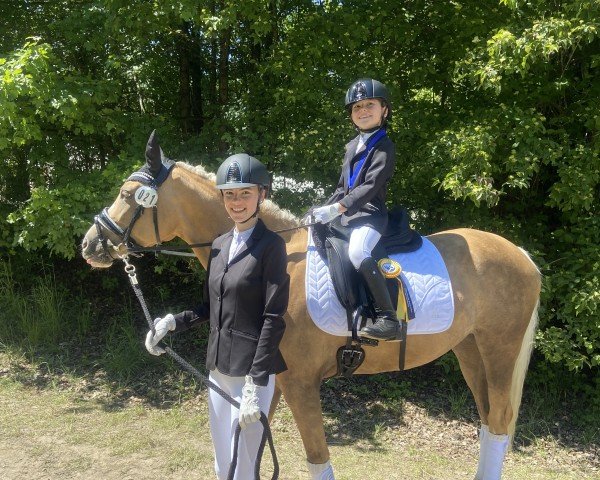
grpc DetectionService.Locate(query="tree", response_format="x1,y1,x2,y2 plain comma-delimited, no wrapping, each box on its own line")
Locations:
0,0,598,374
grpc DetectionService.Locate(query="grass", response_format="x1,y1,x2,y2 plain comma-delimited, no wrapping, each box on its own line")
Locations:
0,362,600,480
0,260,598,479
0,261,93,348
1,350,599,479
0,364,216,478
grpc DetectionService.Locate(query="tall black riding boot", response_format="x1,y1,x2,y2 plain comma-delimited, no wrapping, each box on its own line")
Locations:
358,257,400,341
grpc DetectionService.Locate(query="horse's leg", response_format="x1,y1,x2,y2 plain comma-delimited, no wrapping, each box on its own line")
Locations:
269,382,282,422
277,370,334,479
453,334,489,423
453,335,491,480
463,302,539,480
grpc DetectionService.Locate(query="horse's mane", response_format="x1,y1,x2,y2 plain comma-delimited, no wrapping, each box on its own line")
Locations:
176,162,300,226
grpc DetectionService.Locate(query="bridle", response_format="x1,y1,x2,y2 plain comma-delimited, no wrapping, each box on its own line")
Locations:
93,163,315,260
93,161,213,259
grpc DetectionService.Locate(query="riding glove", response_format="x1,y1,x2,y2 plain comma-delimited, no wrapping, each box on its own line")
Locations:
313,203,342,224
239,375,261,429
145,314,176,356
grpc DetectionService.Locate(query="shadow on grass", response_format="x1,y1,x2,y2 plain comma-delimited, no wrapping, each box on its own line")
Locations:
318,359,599,462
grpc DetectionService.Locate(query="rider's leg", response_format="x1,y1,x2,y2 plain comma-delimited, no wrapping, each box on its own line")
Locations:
208,369,275,480
348,226,399,341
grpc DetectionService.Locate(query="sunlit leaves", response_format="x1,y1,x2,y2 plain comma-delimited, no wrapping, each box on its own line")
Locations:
0,0,598,373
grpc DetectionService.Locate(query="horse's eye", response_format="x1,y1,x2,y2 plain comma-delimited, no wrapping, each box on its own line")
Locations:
121,189,131,199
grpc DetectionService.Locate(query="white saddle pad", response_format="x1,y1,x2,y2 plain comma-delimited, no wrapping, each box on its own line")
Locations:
305,232,455,336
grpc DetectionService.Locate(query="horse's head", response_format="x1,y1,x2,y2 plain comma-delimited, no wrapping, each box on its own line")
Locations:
81,130,176,268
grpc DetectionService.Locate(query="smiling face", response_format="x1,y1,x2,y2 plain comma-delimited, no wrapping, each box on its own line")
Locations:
222,185,265,230
350,99,388,131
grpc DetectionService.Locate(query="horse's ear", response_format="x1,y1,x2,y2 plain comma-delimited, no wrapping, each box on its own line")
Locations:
145,130,163,176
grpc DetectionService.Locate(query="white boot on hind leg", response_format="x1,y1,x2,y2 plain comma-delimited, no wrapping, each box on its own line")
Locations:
307,460,335,480
478,430,509,480
474,424,489,480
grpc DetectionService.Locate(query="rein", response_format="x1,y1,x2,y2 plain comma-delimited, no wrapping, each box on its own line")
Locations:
126,222,316,256
122,255,279,480
94,194,315,259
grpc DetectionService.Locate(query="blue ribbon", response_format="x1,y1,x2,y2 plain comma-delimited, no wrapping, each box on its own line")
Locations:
348,128,387,189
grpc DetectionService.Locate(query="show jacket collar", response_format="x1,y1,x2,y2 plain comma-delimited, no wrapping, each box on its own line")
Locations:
220,218,268,266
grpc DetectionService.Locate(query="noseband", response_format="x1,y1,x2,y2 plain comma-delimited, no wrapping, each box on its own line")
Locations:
93,162,174,259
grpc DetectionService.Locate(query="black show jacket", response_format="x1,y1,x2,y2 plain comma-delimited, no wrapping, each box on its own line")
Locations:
326,132,396,232
172,219,289,387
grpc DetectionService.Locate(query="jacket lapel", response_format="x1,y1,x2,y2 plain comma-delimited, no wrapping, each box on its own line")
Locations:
346,131,386,191
228,219,266,265
343,136,360,190
220,230,235,265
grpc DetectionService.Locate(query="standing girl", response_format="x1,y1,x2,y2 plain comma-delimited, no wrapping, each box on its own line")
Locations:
312,78,399,341
145,154,289,479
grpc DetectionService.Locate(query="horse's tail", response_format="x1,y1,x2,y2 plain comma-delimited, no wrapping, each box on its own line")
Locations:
508,248,541,439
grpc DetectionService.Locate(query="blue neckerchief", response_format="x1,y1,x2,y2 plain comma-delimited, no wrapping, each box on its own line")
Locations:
348,128,387,189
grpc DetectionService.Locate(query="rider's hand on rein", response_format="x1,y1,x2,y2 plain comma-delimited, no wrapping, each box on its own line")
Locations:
239,375,261,429
312,203,342,224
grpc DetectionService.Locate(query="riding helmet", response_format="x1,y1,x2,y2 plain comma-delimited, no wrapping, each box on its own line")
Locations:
345,78,390,110
216,154,271,190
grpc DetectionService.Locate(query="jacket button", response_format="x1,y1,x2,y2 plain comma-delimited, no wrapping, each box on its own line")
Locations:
217,295,221,301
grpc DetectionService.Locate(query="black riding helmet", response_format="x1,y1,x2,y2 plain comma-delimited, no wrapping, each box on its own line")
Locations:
216,153,271,192
345,78,391,128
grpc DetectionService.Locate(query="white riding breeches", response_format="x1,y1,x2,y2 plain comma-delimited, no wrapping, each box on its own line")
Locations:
208,369,275,480
348,225,382,269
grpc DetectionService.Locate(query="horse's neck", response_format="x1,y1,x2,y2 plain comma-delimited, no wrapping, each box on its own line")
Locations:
168,164,302,266
166,166,227,267
256,200,301,233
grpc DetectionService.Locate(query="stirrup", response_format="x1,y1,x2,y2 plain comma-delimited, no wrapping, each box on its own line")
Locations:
360,317,402,341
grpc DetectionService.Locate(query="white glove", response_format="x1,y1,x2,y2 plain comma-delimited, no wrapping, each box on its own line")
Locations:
145,314,176,356
239,375,261,429
313,203,342,224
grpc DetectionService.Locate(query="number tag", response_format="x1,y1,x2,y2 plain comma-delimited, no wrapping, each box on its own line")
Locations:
134,186,158,208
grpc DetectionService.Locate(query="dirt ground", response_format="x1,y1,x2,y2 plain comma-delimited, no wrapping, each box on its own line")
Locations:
1,353,598,480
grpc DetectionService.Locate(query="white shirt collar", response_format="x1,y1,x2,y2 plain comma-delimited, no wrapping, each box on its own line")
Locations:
229,225,255,263
356,129,378,153
233,226,255,241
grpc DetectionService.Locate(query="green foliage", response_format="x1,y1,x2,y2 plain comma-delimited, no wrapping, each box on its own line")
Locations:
0,261,93,347
102,310,149,381
0,0,598,386
537,215,600,370
525,356,600,432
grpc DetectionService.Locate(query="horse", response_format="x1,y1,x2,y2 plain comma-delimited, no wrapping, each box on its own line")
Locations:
81,135,541,480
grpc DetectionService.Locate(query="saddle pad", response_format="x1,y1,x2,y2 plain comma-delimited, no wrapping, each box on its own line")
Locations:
305,232,455,336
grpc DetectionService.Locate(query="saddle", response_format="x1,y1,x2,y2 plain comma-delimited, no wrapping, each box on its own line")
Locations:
311,207,422,377
312,206,421,311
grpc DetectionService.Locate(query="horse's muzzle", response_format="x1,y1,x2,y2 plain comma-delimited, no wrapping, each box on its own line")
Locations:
81,233,116,268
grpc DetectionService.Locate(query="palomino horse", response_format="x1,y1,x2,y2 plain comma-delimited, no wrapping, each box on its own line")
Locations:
81,136,541,480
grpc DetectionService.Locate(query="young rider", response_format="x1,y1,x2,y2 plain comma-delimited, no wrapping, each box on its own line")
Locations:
145,154,290,480
312,78,399,341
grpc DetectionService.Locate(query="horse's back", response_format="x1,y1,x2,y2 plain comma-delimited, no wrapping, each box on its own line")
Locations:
428,228,539,280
